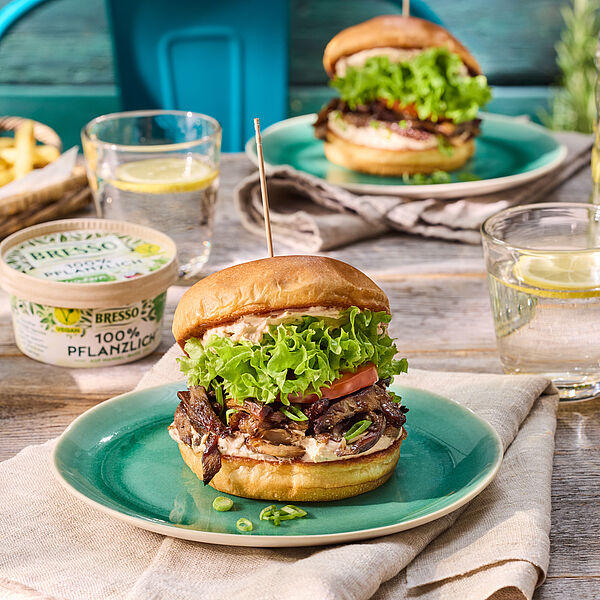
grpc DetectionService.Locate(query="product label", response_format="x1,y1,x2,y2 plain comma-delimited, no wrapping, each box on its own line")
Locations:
5,230,170,283
10,292,166,367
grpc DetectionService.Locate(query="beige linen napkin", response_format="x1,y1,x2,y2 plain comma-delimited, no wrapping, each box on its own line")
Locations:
0,344,558,600
235,131,592,249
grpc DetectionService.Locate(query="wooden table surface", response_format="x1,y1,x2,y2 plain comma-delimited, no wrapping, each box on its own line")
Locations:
1,154,598,599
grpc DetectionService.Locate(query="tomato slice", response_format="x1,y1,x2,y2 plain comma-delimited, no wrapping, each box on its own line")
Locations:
289,363,378,404
322,363,378,399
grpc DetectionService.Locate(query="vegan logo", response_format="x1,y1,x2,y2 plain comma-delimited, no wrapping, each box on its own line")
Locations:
54,307,81,326
134,243,162,257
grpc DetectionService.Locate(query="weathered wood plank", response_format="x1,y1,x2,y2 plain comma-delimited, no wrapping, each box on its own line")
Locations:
535,576,600,599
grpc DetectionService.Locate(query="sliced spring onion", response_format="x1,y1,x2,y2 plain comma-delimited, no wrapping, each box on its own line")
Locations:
225,408,239,424
343,419,372,442
281,504,307,517
279,405,308,422
214,384,224,410
212,496,233,512
236,518,253,532
259,503,309,526
259,505,277,521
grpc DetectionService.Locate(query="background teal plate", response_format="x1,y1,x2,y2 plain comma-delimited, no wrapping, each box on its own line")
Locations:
246,113,567,199
53,382,503,547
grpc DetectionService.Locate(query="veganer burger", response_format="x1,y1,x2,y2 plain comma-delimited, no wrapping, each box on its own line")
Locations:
169,255,408,502
314,16,492,175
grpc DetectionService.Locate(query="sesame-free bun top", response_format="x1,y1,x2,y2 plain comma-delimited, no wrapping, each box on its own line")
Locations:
323,15,481,77
172,255,390,347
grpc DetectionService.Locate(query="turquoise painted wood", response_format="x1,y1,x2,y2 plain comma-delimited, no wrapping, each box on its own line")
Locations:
106,0,289,152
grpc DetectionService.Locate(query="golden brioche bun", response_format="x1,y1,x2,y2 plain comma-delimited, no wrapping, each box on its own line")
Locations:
324,130,475,176
172,255,389,347
178,432,406,501
323,15,481,77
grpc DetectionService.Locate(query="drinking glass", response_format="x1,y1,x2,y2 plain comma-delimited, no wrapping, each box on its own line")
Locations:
482,202,600,401
82,110,221,280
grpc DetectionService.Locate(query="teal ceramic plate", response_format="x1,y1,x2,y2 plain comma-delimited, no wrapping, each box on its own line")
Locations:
53,382,502,547
246,113,567,199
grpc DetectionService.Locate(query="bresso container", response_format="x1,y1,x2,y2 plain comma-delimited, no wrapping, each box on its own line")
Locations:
0,219,177,367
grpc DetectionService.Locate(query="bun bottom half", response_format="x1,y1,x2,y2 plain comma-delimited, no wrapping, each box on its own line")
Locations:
178,431,406,502
324,131,475,176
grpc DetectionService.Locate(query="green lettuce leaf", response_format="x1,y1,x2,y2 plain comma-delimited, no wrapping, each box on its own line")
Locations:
330,47,492,123
179,307,407,405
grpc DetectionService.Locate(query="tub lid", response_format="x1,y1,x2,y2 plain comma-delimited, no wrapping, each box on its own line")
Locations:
0,219,178,308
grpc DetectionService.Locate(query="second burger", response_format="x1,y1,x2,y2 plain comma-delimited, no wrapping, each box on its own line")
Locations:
314,16,492,176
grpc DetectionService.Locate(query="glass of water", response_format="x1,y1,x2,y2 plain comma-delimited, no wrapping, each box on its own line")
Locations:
82,110,221,281
482,202,600,401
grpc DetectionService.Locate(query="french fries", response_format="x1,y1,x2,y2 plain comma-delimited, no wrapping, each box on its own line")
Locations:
13,120,34,179
0,145,60,167
0,120,60,187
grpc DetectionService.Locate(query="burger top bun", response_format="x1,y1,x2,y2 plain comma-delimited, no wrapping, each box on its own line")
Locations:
323,15,482,77
172,255,390,347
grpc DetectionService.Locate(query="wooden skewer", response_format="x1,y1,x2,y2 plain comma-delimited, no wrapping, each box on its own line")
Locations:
253,117,274,258
402,0,410,17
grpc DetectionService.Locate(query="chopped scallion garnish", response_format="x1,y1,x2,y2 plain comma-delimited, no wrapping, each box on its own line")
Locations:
214,384,224,410
279,405,308,422
212,496,233,512
259,503,308,526
236,518,253,532
259,505,277,521
344,419,372,442
225,408,239,424
281,504,307,517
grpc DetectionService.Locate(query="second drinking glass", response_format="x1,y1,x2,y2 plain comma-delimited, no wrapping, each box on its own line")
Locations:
82,110,221,281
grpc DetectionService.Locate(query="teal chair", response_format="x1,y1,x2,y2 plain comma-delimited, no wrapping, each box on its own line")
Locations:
0,0,441,151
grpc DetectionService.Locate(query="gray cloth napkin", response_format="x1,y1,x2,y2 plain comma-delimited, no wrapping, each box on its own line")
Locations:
235,131,592,249
0,344,558,600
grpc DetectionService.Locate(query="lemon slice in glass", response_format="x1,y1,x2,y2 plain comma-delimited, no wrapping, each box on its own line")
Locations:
111,157,218,194
514,252,600,298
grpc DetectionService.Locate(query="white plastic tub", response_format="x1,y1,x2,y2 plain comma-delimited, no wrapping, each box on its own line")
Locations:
0,218,178,367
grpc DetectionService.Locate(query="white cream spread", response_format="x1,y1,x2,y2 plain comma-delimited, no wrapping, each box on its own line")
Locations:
335,47,424,76
168,423,402,463
202,306,343,344
334,47,468,77
328,113,438,151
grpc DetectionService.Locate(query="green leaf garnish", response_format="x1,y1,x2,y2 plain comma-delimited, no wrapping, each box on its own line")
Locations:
179,307,407,405
402,170,452,185
458,172,482,182
436,135,454,157
330,48,492,123
389,391,403,404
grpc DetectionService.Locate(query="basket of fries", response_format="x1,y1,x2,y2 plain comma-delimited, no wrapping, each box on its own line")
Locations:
0,116,92,239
